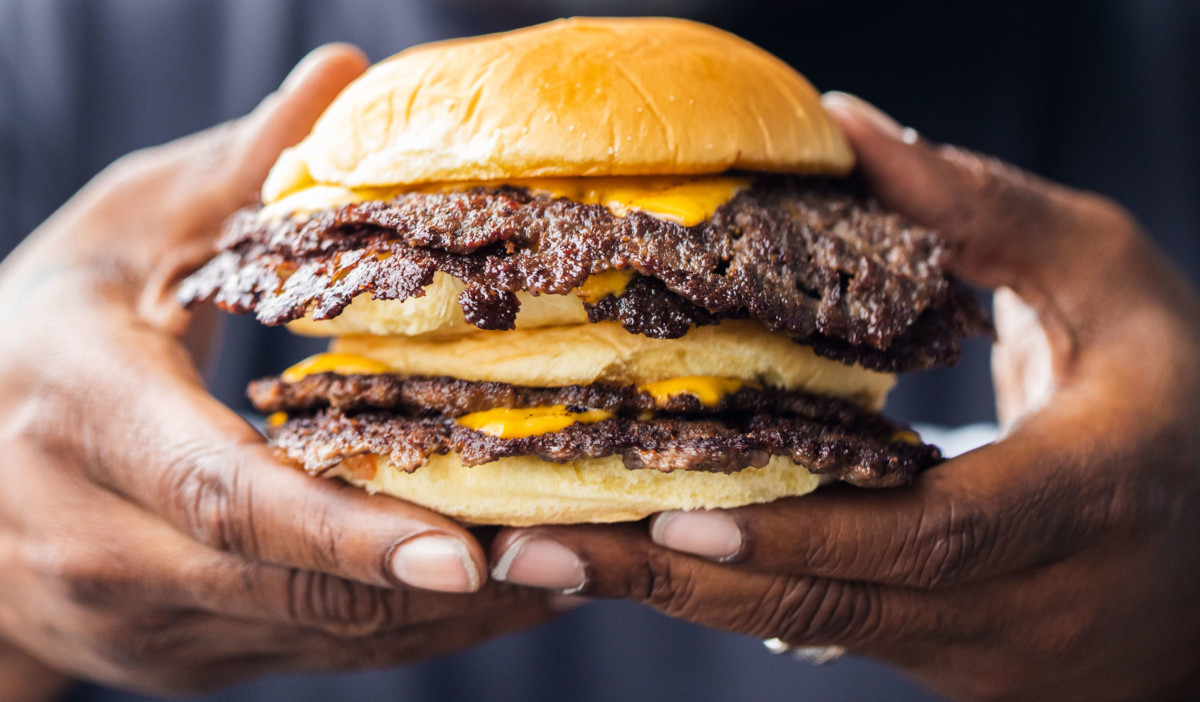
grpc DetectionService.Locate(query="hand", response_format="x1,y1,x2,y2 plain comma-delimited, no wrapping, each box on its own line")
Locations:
0,45,555,695
489,94,1200,701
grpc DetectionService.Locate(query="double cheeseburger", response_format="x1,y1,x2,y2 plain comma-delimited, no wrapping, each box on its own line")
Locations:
181,18,989,526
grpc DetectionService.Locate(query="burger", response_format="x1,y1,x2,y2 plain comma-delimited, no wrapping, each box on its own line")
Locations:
180,17,989,526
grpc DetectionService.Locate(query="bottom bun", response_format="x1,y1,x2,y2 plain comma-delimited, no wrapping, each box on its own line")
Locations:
337,452,825,526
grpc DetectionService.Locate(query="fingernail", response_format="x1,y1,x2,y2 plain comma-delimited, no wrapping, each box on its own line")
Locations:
822,91,917,143
390,535,480,593
492,536,586,593
651,510,743,560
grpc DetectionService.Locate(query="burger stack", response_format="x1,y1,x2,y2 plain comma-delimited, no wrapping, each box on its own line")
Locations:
180,18,989,526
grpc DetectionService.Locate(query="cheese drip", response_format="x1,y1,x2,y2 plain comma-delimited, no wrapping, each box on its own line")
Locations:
457,406,614,439
281,352,762,412
282,352,390,382
573,270,634,303
260,175,750,227
639,376,747,407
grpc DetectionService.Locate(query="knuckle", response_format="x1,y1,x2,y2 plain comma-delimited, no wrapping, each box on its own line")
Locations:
32,540,134,607
763,576,880,646
936,145,1051,235
164,121,241,176
161,445,257,556
906,504,996,588
285,569,397,637
298,502,346,576
631,549,700,616
96,149,160,187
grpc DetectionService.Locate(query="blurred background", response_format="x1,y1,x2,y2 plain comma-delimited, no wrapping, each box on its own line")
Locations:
1,1,1197,700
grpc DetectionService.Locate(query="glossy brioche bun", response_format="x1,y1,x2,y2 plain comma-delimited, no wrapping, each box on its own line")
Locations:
330,320,896,410
287,273,593,337
337,453,824,526
262,17,853,201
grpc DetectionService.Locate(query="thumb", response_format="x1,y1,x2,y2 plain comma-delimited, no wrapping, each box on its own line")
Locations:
126,44,368,333
211,43,369,209
822,91,1144,361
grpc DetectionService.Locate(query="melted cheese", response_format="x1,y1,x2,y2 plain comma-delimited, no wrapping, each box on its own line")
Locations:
573,270,635,303
265,411,289,428
259,175,750,227
508,176,750,226
457,405,614,439
890,429,922,445
638,376,748,407
281,352,391,382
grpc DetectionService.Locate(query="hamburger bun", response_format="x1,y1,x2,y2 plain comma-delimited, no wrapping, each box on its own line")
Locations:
262,17,854,202
330,320,895,410
338,452,825,526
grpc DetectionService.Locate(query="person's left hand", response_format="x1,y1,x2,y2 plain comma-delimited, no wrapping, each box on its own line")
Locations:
488,95,1200,702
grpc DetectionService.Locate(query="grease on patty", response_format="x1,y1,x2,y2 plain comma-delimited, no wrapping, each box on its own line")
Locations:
180,176,989,372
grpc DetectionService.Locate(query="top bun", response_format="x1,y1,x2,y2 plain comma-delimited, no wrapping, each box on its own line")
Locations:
263,17,853,200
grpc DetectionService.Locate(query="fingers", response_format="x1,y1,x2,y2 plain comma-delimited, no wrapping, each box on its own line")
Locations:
129,409,483,592
633,414,1135,590
59,600,556,695
167,44,368,268
822,92,1122,287
164,604,556,691
86,43,366,218
72,340,489,593
66,500,543,638
19,473,547,652
277,601,558,674
822,92,1149,354
45,45,368,332
214,43,368,209
164,43,367,214
490,525,952,651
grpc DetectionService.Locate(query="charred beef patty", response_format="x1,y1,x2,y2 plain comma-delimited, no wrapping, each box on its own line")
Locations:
268,408,937,488
259,373,938,488
249,371,895,426
180,177,991,372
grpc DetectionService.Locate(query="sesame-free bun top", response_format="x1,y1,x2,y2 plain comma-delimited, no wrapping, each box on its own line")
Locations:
262,17,853,201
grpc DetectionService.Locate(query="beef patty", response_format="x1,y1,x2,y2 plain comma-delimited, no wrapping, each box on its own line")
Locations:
180,177,990,372
260,373,939,488
249,371,894,424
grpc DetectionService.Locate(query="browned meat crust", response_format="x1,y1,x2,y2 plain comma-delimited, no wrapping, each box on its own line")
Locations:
248,371,895,430
179,177,991,372
269,408,939,488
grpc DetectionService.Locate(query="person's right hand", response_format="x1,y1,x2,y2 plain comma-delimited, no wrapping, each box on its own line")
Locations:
0,45,556,696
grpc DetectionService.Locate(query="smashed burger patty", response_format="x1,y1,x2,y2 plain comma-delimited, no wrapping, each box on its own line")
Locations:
258,373,939,488
180,177,989,372
248,371,899,420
